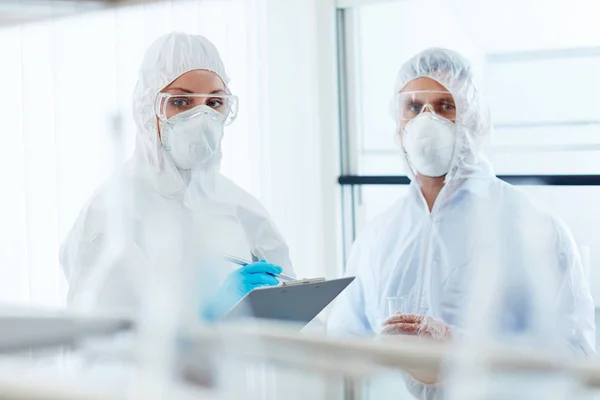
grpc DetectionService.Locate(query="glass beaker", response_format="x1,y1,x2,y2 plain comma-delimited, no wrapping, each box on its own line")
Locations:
387,296,409,318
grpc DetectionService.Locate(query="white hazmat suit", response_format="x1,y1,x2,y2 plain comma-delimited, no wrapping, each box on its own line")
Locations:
60,32,292,315
327,48,595,399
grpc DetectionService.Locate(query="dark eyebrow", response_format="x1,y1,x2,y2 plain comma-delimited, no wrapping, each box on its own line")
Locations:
164,87,194,94
210,89,226,94
438,95,455,103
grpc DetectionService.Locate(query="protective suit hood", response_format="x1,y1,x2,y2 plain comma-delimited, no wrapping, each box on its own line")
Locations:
393,47,493,183
131,31,230,200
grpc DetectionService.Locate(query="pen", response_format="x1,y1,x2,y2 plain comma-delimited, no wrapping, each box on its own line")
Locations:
223,255,296,281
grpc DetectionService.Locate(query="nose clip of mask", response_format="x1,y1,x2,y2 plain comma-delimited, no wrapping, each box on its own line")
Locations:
420,104,436,115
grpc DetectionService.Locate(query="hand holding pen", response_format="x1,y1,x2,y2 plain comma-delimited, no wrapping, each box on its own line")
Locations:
224,255,296,281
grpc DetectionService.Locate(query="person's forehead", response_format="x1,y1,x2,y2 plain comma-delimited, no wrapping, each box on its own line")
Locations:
165,69,225,93
401,77,449,93
400,91,455,103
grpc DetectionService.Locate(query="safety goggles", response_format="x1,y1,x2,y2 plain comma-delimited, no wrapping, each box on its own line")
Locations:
394,90,457,122
155,92,239,125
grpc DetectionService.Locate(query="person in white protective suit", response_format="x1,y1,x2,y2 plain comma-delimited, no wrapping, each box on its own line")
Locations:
60,32,293,319
327,48,595,398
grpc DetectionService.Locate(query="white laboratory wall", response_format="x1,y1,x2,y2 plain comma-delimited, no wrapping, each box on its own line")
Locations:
253,0,341,281
349,0,600,303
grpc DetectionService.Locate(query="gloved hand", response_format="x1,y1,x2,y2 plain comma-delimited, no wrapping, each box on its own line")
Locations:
382,314,452,341
381,314,452,386
202,261,282,321
223,261,282,297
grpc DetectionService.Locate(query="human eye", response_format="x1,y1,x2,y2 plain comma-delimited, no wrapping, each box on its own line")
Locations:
169,97,191,108
409,104,421,113
206,98,225,109
407,101,424,113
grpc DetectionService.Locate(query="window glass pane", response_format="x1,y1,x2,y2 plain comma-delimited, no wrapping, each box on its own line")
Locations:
359,153,408,176
352,0,600,175
490,151,600,175
492,125,600,149
486,56,600,125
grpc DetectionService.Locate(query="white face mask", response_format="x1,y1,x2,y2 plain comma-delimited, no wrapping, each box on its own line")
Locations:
402,113,456,177
160,105,225,170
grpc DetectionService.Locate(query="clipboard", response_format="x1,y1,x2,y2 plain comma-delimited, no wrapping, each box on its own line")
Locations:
224,277,355,325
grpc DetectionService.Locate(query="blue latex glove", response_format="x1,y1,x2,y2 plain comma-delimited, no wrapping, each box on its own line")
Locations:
202,261,282,321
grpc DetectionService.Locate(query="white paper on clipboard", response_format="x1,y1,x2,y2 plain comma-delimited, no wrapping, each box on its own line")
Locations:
281,277,326,286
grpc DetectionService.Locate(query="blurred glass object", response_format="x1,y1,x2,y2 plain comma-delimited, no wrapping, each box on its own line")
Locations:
130,209,259,398
387,296,408,318
213,330,345,400
443,190,586,400
64,110,130,314
364,369,418,400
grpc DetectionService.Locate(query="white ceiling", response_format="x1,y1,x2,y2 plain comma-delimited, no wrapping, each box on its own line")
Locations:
0,0,162,26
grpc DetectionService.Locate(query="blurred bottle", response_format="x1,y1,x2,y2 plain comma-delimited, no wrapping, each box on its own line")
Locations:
444,199,583,400
129,206,232,398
